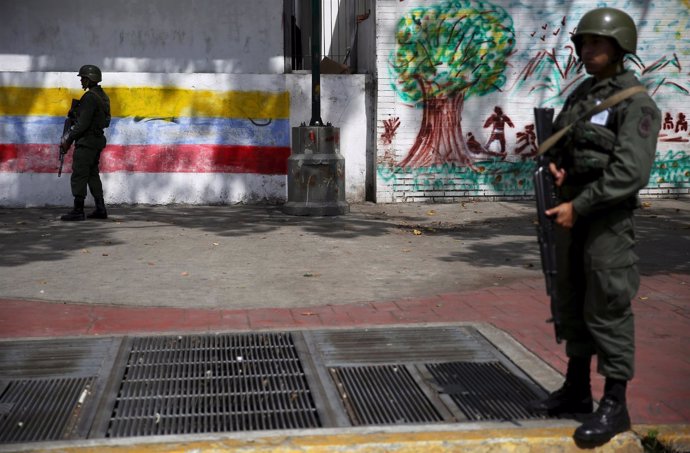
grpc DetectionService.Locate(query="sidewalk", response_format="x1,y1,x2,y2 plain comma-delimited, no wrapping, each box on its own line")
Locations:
2,272,689,426
1,199,689,450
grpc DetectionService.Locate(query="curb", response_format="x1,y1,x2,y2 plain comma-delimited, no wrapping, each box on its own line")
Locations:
634,424,690,452
0,424,656,453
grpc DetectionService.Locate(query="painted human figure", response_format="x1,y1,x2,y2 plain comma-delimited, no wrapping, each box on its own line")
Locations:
466,132,484,154
483,106,514,154
676,112,687,133
515,124,537,158
662,112,674,130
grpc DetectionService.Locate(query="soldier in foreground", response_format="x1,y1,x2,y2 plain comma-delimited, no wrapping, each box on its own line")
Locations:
530,8,661,445
60,65,111,221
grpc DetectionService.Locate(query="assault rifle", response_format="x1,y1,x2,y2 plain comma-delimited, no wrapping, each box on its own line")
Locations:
533,107,562,343
58,99,80,177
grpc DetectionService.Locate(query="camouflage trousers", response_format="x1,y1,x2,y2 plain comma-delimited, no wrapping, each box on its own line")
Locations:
70,144,104,199
554,208,638,381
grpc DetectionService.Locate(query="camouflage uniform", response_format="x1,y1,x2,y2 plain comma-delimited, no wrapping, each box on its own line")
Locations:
61,65,110,221
549,70,661,381
69,85,110,200
532,7,662,445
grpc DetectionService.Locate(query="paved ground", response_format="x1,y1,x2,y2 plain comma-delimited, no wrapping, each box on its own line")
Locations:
0,198,689,449
0,201,547,309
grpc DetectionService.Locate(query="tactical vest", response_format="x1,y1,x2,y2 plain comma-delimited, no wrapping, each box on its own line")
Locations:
554,80,623,187
85,86,111,135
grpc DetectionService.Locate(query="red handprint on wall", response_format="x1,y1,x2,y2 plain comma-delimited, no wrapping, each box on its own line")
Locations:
381,117,401,145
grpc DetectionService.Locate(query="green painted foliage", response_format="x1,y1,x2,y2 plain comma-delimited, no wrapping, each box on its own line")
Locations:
391,0,516,104
377,150,690,195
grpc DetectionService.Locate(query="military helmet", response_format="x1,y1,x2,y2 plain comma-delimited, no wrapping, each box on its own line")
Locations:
571,7,637,56
77,64,102,83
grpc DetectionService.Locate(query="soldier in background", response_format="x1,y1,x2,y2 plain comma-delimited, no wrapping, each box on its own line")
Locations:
530,8,661,445
60,64,111,221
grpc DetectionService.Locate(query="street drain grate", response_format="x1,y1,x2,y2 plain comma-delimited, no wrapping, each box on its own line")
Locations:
427,362,542,421
330,365,443,425
106,333,320,437
303,326,549,425
0,377,95,443
0,325,553,442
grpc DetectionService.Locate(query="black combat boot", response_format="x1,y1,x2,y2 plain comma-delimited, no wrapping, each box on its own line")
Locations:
574,378,630,445
87,197,108,219
529,356,593,417
61,197,85,221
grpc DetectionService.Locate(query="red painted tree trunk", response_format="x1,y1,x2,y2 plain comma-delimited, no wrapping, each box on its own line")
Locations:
398,94,474,169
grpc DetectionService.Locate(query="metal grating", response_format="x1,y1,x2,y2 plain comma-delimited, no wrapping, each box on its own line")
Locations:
330,365,443,425
308,327,495,366
427,362,543,421
106,333,320,437
0,337,118,379
0,377,95,443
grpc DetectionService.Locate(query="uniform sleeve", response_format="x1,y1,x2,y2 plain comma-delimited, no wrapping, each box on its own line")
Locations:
571,97,661,216
67,92,97,140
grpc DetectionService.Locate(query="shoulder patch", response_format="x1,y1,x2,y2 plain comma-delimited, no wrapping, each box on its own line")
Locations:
638,106,655,138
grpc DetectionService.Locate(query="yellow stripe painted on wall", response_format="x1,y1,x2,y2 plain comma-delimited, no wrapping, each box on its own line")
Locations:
0,86,289,119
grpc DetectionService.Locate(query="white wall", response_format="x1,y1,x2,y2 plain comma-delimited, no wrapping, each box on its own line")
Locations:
0,0,372,207
0,0,285,74
287,74,369,202
0,72,370,207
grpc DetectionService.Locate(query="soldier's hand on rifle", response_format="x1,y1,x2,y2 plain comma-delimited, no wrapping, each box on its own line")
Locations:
60,133,72,153
546,202,577,229
548,162,567,187
545,162,577,228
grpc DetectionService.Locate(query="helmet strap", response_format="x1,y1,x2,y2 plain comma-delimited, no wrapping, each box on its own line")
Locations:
82,79,97,91
613,49,626,70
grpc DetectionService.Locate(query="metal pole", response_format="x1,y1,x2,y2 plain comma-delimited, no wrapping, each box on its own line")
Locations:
284,0,347,216
310,0,323,126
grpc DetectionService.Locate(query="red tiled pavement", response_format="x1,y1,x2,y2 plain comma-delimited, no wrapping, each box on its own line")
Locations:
0,274,688,426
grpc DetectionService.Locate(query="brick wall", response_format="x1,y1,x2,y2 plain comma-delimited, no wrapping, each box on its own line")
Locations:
375,0,690,202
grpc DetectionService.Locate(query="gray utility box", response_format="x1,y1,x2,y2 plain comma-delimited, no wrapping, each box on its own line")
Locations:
283,125,349,216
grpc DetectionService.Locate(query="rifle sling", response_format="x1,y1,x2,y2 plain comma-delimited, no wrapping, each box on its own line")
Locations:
536,85,647,156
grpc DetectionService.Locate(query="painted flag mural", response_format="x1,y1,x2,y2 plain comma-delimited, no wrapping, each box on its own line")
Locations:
0,85,291,175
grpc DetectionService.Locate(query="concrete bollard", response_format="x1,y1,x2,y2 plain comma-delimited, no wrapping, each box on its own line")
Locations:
283,125,349,216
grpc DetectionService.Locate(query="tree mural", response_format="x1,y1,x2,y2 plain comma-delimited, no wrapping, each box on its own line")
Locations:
379,1,689,200
390,0,515,168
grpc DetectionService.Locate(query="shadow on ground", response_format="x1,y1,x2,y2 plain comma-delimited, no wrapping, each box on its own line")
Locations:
0,200,687,277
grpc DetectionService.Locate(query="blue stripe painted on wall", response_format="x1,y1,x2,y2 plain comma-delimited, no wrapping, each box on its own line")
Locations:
0,116,290,147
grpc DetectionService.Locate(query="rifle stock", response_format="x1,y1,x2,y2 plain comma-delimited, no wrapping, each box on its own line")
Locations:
533,107,562,343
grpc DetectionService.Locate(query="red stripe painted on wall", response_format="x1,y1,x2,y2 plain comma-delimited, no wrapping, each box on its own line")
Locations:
0,144,290,175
